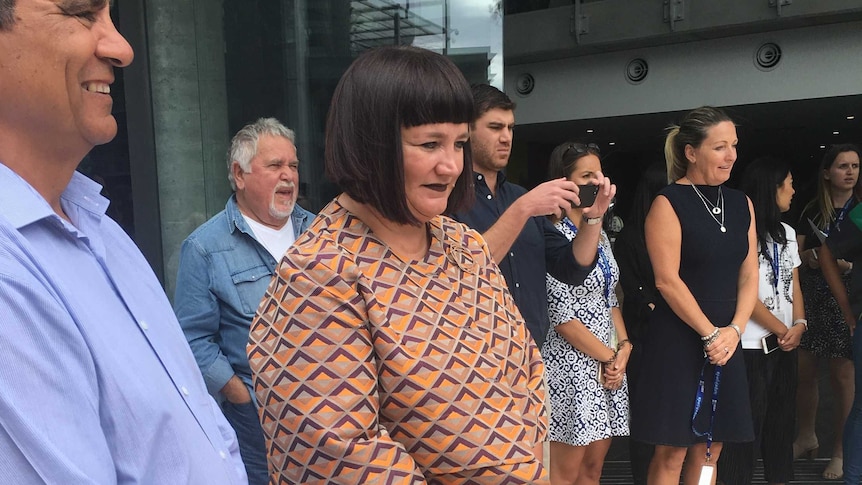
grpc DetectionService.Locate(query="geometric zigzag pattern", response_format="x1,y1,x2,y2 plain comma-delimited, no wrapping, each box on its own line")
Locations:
248,200,549,484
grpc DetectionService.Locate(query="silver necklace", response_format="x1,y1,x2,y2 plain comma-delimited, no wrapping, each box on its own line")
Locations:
690,183,726,233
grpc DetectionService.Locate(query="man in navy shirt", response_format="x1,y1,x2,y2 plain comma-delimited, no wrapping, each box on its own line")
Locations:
452,84,616,346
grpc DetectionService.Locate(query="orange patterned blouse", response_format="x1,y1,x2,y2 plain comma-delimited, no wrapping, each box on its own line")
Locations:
248,199,548,484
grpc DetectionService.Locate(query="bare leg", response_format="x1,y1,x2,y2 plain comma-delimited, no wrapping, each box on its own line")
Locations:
794,349,820,458
682,442,723,485
824,356,854,479
648,445,687,485
574,438,612,485
549,441,586,485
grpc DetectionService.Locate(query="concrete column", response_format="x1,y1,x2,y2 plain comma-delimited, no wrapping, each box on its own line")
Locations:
146,0,231,298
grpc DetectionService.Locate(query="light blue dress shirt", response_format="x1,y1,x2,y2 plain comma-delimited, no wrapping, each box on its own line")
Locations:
0,164,247,484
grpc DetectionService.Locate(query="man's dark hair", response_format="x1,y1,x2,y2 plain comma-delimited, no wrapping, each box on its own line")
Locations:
325,45,475,225
470,83,515,118
0,0,15,31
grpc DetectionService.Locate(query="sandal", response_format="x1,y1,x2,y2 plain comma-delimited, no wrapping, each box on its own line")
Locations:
823,457,843,480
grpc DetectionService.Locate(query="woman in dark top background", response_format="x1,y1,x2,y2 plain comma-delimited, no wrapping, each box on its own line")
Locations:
615,161,666,485
793,144,861,480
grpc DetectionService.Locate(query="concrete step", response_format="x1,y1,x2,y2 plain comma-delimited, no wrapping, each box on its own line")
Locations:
600,458,842,484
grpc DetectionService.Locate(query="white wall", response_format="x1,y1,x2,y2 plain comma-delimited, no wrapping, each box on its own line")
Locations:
506,21,862,124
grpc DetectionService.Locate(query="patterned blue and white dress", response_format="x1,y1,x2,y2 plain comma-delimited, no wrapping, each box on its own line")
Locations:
542,220,629,446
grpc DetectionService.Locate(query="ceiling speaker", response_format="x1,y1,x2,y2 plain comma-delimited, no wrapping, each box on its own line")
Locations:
625,58,649,84
754,42,782,71
515,73,535,96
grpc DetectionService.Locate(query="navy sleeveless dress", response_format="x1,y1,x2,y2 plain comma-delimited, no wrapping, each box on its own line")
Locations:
630,183,755,446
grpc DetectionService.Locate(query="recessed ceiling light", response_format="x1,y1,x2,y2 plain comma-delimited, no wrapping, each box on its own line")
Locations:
609,142,616,146
820,145,827,149
848,115,856,120
586,129,594,133
833,131,840,135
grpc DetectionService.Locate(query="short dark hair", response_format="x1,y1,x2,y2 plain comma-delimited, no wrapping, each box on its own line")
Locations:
325,46,475,225
471,83,515,118
0,0,15,31
664,106,734,182
740,156,791,256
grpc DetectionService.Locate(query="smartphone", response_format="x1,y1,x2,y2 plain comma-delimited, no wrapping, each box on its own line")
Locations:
572,183,600,208
597,362,606,385
761,333,780,354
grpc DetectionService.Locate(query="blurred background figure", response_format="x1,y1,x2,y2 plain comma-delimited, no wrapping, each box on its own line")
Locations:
631,106,757,485
248,45,550,484
542,142,631,485
718,156,805,485
614,161,667,485
794,144,861,481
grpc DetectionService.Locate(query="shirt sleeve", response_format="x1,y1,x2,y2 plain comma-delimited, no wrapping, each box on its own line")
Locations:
174,237,235,396
248,254,426,485
0,268,116,484
542,217,595,285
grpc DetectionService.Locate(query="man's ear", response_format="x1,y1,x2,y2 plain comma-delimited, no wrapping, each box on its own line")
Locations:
232,161,246,190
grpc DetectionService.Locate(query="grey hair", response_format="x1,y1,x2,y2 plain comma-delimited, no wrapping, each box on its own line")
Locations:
0,0,16,31
227,117,296,191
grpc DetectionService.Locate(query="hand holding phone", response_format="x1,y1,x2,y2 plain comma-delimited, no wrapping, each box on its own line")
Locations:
572,183,600,208
761,333,780,354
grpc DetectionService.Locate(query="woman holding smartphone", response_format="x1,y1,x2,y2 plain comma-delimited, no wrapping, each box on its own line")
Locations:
717,157,805,485
542,142,630,485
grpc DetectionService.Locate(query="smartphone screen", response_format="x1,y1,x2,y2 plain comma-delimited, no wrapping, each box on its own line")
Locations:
573,183,600,208
761,333,780,354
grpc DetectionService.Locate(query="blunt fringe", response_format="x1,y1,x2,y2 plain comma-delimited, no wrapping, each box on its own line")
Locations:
471,84,515,118
325,45,475,225
802,143,862,229
740,156,790,256
664,106,734,183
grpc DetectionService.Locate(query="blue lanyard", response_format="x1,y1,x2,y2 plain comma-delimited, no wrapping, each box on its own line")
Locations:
563,217,612,308
828,198,854,235
691,359,722,462
770,241,781,310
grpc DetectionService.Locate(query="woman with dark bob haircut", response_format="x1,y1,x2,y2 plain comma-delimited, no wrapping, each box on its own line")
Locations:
248,45,550,484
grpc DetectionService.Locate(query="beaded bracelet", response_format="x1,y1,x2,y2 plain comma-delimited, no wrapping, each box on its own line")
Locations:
701,327,720,347
617,339,632,351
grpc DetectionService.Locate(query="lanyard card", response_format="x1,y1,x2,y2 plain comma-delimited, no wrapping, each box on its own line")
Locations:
698,463,715,485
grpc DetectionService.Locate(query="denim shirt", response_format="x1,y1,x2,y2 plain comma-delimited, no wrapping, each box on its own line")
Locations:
174,194,314,397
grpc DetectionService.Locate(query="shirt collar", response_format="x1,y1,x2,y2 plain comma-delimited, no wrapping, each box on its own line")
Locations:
0,163,108,230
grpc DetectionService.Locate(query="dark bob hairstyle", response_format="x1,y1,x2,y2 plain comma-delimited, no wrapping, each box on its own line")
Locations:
325,45,476,225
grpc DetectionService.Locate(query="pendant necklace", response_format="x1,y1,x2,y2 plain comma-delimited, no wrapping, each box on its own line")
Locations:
690,183,726,233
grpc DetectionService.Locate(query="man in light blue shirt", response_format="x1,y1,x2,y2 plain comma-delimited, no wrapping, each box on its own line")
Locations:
0,1,246,483
175,118,314,484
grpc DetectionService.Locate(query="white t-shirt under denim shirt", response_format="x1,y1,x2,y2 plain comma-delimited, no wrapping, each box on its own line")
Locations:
741,222,802,349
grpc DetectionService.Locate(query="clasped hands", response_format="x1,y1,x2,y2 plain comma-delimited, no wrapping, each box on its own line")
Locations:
703,326,739,366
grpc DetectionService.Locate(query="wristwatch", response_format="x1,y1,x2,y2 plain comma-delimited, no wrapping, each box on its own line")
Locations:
583,215,602,225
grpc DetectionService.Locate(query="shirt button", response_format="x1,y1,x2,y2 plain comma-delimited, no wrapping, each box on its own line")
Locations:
486,194,492,200
181,386,189,396
140,321,149,330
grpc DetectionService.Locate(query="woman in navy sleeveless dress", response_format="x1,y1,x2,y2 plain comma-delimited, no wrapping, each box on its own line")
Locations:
630,107,757,485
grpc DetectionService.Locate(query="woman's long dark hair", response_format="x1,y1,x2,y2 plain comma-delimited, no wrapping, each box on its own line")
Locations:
740,156,791,256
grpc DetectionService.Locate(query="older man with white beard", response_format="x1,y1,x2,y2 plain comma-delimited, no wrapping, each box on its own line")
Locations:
174,117,315,485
